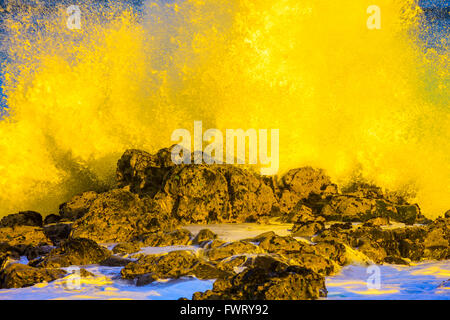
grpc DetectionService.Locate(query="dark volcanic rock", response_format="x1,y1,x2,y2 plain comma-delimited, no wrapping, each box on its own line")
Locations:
291,221,325,237
216,166,276,223
250,232,308,255
112,242,141,255
121,251,198,280
24,245,54,261
158,165,231,224
116,148,174,197
70,189,179,243
59,191,98,221
206,241,260,261
278,167,336,214
192,229,218,245
193,264,327,300
43,214,62,225
100,256,133,267
137,229,192,247
320,195,420,224
0,226,51,247
43,223,72,246
117,148,277,224
314,240,348,266
0,211,43,228
39,238,111,268
0,263,66,289
121,250,228,283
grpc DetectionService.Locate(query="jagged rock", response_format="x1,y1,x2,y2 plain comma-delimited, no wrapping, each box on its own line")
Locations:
206,241,260,261
0,243,21,263
278,167,336,214
59,191,98,221
202,239,227,250
314,240,348,266
117,148,276,224
112,242,141,255
258,233,304,253
43,223,72,246
289,253,337,276
277,204,313,223
121,250,227,282
43,214,61,225
158,165,230,224
100,256,133,267
358,241,387,264
137,229,192,247
342,183,385,199
363,217,390,227
320,195,419,224
0,211,43,228
291,221,325,237
116,148,175,197
217,255,248,272
38,238,111,268
398,239,424,261
24,245,53,261
121,251,198,280
217,166,276,222
423,228,449,260
391,205,420,225
70,189,179,243
192,229,217,245
0,226,51,247
0,263,66,289
190,262,232,280
193,265,327,300
329,222,353,231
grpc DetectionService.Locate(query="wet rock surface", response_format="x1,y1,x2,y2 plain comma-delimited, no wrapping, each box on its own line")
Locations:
0,211,43,228
193,264,327,300
0,263,66,289
70,189,179,243
38,238,111,268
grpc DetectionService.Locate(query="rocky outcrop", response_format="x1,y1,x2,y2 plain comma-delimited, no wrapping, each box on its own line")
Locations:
116,148,277,224
0,226,51,247
192,229,218,246
59,191,98,221
112,242,141,255
277,167,337,214
43,223,72,246
0,211,43,228
43,214,61,225
320,195,420,225
137,229,193,247
121,250,230,285
70,189,179,243
0,263,66,289
205,241,260,261
193,262,327,300
38,238,111,268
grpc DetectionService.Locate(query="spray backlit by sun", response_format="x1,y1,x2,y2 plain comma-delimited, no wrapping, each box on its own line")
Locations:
0,0,448,218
